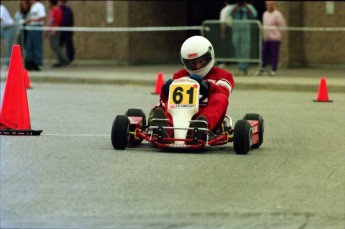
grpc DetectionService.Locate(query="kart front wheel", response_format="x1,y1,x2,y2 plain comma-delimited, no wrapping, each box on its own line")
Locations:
233,120,252,155
111,115,130,150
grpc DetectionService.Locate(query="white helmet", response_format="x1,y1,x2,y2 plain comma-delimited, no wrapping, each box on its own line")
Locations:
180,36,215,77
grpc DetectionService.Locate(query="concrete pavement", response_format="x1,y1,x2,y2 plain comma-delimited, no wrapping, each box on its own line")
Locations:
1,62,344,93
1,83,344,228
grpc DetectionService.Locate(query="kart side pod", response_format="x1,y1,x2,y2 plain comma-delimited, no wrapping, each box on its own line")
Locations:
233,113,264,155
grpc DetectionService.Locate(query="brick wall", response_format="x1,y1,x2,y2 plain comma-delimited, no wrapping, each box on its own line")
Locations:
277,1,345,67
2,1,344,66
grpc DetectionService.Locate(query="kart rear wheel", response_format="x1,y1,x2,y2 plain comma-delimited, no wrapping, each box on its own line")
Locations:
125,109,146,145
243,113,264,148
233,120,252,155
111,115,130,150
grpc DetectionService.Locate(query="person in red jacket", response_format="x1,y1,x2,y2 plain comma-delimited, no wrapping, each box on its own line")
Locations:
46,0,68,67
151,35,235,141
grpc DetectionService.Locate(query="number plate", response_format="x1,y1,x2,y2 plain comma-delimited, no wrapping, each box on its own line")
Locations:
168,83,199,109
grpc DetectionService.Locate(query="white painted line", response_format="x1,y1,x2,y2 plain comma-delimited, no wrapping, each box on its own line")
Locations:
42,133,109,137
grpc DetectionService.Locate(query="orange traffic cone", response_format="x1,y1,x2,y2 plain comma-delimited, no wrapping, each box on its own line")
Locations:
23,68,33,89
313,78,333,102
0,44,42,135
151,72,165,95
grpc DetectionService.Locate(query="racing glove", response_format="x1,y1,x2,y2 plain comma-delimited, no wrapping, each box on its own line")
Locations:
162,79,173,96
200,81,210,96
190,75,210,96
189,74,203,83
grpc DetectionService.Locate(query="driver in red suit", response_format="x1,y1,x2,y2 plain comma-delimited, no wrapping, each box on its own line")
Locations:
151,35,235,140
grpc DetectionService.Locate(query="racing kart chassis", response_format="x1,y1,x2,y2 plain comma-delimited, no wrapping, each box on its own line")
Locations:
111,77,264,154
111,110,264,154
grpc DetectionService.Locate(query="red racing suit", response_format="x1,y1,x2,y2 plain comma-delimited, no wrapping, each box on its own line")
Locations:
157,67,235,132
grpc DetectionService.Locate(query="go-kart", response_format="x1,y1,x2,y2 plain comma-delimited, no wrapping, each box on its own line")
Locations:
111,77,264,154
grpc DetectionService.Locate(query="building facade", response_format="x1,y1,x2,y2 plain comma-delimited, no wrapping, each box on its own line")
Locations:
3,1,344,67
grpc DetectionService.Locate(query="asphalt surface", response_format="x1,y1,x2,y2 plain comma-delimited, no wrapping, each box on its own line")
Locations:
1,62,344,93
0,63,344,229
1,83,344,229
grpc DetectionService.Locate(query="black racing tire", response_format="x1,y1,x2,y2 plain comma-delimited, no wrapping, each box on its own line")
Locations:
111,115,130,150
243,113,264,148
125,109,146,145
233,120,252,155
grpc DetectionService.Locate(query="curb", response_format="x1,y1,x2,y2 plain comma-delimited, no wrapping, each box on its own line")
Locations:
5,76,342,93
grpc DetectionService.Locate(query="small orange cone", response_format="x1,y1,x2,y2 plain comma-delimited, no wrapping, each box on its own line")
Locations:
0,44,42,135
23,68,33,89
313,78,333,102
151,72,165,95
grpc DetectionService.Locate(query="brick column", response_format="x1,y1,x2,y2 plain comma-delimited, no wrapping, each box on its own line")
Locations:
286,2,306,67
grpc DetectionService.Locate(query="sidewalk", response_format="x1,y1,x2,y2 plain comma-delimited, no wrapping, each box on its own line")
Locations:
1,63,344,93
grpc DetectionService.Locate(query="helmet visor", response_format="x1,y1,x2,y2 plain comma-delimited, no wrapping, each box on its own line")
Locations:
182,51,212,71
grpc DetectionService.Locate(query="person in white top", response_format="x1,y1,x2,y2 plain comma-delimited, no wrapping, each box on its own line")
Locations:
218,0,234,68
220,0,233,41
24,0,46,70
257,1,286,76
14,0,31,55
1,3,15,66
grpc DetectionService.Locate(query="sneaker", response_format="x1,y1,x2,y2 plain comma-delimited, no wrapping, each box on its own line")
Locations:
52,63,62,67
254,68,265,76
269,70,276,76
223,115,233,131
151,108,171,143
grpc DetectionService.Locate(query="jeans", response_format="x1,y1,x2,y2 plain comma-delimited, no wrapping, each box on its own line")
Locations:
25,28,43,67
232,25,251,72
60,31,75,62
0,25,15,65
49,31,68,65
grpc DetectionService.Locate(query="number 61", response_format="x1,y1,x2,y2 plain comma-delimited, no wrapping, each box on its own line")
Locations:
172,86,194,104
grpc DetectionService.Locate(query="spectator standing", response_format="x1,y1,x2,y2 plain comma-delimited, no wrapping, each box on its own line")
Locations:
47,0,68,67
220,0,233,41
218,0,234,68
59,0,74,63
230,0,257,76
256,1,286,76
14,0,30,54
0,3,16,67
24,0,46,70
